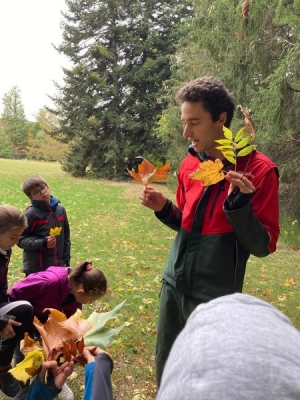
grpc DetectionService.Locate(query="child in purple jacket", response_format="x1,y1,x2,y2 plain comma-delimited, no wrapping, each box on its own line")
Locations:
8,260,107,331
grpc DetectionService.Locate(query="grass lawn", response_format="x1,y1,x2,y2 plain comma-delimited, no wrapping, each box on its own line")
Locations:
0,158,300,400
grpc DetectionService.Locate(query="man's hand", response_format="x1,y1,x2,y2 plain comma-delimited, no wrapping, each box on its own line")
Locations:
139,186,167,212
225,171,255,196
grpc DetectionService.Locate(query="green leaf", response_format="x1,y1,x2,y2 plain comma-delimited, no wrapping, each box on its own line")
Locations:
237,144,257,157
223,154,236,164
84,325,125,348
84,300,126,348
223,126,233,140
215,145,234,150
214,138,232,145
235,136,251,149
234,127,246,143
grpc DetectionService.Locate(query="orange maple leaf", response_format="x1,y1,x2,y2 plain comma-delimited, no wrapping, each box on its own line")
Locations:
127,157,170,185
189,159,225,186
33,308,92,361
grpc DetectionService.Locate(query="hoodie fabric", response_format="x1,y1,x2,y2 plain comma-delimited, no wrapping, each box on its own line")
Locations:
18,195,71,274
8,267,81,326
157,293,300,400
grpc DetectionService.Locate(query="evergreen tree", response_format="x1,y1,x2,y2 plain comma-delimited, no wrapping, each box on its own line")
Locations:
0,127,14,159
50,0,193,178
1,86,28,156
157,0,300,217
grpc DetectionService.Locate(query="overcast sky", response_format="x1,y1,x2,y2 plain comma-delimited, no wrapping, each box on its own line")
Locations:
0,0,69,121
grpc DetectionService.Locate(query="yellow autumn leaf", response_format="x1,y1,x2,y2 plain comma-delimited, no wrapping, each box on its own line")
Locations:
236,144,257,157
235,127,246,142
49,227,62,236
10,350,45,384
235,135,251,149
189,159,225,186
214,138,232,146
223,126,233,140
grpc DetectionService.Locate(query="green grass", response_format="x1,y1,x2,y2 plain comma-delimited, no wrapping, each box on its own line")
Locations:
0,158,300,400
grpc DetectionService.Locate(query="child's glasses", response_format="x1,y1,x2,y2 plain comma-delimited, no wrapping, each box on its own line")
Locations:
32,185,48,196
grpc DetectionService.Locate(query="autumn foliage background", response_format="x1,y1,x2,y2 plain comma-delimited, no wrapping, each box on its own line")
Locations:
0,158,300,400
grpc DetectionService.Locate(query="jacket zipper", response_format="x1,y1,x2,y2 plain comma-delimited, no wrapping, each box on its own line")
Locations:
208,180,225,219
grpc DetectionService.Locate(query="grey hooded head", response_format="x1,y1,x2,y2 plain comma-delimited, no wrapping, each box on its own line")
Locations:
157,293,300,400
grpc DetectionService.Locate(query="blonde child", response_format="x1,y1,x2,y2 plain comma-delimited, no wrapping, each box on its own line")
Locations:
0,205,33,399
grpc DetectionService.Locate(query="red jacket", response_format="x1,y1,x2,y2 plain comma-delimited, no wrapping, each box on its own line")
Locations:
155,150,279,301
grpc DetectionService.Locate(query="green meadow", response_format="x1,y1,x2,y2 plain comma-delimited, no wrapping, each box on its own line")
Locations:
1,158,300,400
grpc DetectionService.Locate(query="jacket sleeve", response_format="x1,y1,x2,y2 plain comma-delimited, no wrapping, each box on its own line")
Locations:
154,200,182,232
0,315,9,332
13,372,60,400
18,211,45,250
84,353,114,400
224,168,279,257
62,208,71,265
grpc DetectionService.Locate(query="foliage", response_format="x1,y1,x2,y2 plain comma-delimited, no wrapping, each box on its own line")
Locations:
26,132,67,162
1,158,300,399
49,0,193,179
127,157,170,185
0,127,15,158
10,303,125,384
157,0,300,216
1,86,28,157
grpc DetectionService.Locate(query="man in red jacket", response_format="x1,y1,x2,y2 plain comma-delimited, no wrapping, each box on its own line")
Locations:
140,76,280,388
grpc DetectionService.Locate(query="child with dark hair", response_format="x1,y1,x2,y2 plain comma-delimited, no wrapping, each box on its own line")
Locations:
9,260,107,328
0,205,33,399
18,175,71,275
8,260,107,400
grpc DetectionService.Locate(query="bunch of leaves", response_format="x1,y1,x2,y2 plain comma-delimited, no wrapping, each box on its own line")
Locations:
127,157,170,186
10,301,125,384
189,105,257,186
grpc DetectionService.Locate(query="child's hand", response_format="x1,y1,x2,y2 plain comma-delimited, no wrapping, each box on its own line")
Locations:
46,236,57,248
38,360,74,390
82,346,108,364
0,319,21,339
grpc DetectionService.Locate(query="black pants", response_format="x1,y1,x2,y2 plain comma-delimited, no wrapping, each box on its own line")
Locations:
155,281,201,387
0,301,33,366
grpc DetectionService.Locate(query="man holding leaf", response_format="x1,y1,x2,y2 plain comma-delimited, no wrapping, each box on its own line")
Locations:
139,76,280,388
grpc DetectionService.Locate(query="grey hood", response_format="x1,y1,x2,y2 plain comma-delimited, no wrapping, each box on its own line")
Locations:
157,293,300,400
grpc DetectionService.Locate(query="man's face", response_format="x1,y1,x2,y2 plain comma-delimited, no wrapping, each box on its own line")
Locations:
30,184,51,203
181,101,226,156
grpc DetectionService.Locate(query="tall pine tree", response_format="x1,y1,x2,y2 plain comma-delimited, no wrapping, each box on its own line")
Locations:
50,0,193,178
1,86,28,157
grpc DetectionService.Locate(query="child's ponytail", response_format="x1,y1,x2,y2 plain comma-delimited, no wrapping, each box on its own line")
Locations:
68,260,107,297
